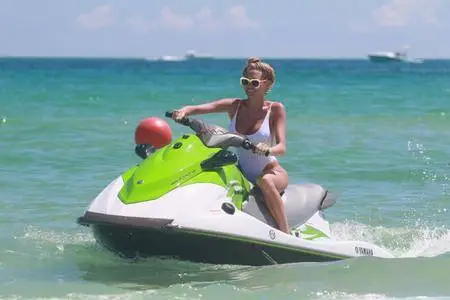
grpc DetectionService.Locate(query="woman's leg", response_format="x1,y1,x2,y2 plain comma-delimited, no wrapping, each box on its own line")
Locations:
257,165,289,233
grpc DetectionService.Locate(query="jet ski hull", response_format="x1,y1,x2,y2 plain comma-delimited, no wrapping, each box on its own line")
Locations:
78,213,347,266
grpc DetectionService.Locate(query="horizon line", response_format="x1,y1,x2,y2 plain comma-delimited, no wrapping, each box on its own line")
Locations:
1,55,450,60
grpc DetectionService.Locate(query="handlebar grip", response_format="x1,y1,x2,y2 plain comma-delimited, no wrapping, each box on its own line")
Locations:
165,111,190,126
242,140,270,156
242,140,254,150
178,117,190,126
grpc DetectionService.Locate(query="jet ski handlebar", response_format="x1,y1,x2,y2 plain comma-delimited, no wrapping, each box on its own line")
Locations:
165,111,191,126
165,111,269,156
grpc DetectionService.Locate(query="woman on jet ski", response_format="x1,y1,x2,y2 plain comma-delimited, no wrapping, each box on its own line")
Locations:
172,57,290,234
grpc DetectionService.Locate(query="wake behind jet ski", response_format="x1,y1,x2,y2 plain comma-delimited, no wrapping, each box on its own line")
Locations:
77,113,394,265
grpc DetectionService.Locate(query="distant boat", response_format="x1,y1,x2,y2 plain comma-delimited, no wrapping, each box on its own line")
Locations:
155,50,213,62
367,47,423,64
184,50,213,60
156,55,184,62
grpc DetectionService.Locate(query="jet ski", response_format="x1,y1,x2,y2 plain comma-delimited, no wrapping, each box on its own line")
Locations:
77,112,394,266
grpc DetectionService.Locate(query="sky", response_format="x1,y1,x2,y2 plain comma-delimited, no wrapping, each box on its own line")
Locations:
1,0,449,58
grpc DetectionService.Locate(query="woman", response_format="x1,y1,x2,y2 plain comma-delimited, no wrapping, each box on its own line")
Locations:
172,57,289,234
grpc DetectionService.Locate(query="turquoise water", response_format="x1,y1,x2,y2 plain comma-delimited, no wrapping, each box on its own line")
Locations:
1,57,450,299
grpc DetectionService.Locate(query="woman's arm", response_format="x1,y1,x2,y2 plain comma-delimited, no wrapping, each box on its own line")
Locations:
185,98,236,115
174,98,237,120
269,102,287,156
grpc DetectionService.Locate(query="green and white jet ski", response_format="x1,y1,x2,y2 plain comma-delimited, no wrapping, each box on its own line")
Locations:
77,112,393,265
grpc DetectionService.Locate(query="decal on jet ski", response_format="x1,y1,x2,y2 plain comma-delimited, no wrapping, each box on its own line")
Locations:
269,229,276,240
354,246,373,256
298,225,329,240
170,169,197,186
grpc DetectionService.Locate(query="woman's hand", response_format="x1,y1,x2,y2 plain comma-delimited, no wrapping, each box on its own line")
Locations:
172,107,189,121
253,142,271,156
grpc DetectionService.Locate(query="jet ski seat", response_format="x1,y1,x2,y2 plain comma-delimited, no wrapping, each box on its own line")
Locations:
242,183,336,229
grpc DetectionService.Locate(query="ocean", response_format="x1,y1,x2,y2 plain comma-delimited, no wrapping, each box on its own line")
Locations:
1,57,450,299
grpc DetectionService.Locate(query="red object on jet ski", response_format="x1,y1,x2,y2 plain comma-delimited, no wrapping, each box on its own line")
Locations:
135,117,172,148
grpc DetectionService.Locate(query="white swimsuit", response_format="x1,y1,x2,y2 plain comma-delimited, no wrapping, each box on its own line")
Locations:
228,100,277,183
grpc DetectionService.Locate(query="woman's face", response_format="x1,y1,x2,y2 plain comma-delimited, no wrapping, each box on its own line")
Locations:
241,69,270,97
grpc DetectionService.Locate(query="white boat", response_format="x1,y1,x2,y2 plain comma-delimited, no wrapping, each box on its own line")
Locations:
367,47,423,64
184,50,213,60
155,50,213,62
156,55,184,62
368,51,407,62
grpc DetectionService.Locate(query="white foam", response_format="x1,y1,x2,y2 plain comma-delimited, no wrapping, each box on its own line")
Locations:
330,221,450,258
311,290,450,300
18,226,95,247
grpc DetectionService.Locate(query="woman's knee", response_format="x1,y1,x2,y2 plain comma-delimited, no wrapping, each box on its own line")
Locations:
257,174,276,191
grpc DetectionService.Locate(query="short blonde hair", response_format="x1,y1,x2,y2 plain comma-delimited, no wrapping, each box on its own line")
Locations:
242,57,275,83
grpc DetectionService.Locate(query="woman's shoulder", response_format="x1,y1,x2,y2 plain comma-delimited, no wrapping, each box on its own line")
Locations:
210,98,240,111
267,100,285,112
215,98,241,106
226,98,242,119
213,97,240,104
